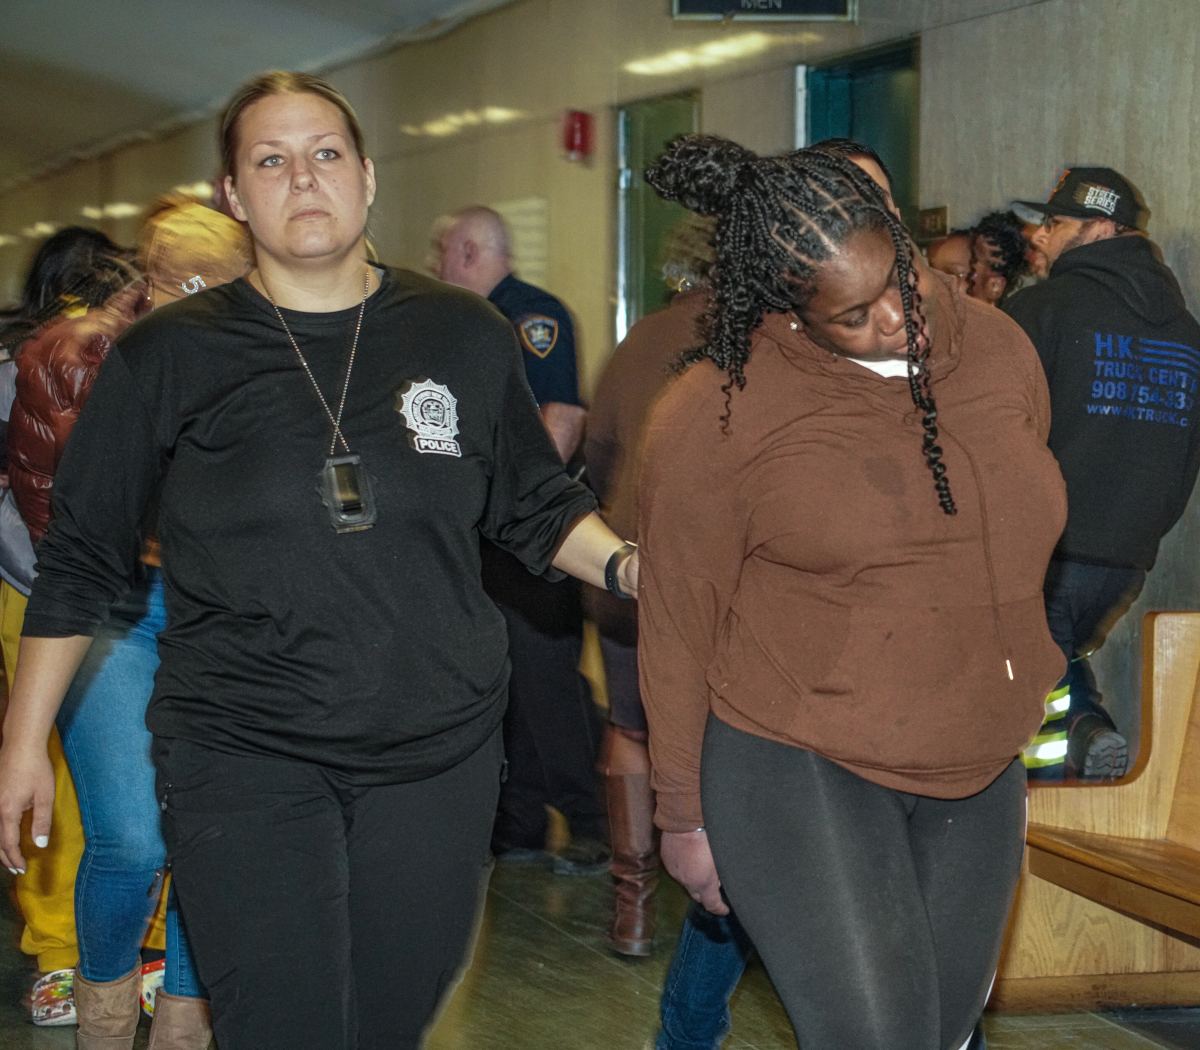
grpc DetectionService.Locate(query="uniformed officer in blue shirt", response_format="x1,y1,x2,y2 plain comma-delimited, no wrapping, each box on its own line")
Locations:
434,206,607,874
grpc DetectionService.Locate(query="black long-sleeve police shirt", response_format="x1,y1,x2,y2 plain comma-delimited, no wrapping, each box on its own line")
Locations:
24,268,595,782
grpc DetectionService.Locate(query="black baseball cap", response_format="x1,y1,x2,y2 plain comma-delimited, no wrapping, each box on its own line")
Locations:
1012,167,1148,230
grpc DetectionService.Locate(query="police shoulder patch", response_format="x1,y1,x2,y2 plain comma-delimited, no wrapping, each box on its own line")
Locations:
518,315,559,358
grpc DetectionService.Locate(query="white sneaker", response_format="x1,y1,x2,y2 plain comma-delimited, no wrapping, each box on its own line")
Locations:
30,968,76,1027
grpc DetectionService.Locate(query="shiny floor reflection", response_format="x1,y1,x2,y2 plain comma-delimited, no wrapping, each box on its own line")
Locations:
0,862,1196,1048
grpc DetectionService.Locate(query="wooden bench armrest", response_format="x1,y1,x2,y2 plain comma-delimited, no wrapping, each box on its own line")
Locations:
1027,823,1200,939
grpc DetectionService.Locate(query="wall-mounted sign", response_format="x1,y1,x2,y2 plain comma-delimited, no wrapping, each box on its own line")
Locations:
672,0,855,20
916,206,949,244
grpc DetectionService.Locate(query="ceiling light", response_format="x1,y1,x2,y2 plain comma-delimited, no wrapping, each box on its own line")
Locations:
400,107,528,138
21,222,58,238
80,203,144,221
624,32,777,76
173,181,214,199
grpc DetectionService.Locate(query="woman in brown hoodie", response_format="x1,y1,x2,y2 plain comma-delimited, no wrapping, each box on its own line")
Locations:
637,137,1067,1050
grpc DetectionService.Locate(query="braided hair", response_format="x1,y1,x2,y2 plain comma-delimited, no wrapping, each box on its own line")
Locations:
972,210,1029,297
808,137,896,191
645,135,956,516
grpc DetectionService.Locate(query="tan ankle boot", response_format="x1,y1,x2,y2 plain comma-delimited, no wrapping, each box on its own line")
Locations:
148,991,213,1050
75,967,141,1050
602,727,659,957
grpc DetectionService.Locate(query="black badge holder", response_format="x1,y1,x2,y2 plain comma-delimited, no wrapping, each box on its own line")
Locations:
320,454,377,533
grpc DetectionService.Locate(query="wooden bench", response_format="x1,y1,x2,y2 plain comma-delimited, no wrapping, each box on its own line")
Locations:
993,612,1200,1011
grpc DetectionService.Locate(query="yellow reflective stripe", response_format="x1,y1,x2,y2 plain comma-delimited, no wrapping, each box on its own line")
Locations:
1029,730,1068,747
1022,735,1068,767
1036,684,1072,727
1046,694,1071,717
1023,754,1065,769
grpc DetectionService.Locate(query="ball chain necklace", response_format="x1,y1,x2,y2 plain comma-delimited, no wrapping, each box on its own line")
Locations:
263,268,377,533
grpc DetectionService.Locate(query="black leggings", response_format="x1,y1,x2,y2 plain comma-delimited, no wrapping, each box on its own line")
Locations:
702,716,1025,1050
155,729,503,1050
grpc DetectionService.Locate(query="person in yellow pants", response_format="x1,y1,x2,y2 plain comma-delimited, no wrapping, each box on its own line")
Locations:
1,579,84,1024
2,535,169,1032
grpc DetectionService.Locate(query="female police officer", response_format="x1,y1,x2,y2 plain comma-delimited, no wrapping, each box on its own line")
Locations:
0,71,637,1050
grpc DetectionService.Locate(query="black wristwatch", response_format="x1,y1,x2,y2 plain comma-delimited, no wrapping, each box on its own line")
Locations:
605,542,637,600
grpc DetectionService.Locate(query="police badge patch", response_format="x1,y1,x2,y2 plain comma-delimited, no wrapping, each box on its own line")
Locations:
395,378,462,457
518,315,559,358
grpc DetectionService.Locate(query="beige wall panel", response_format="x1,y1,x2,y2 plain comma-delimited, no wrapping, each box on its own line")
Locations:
0,163,107,278
472,0,614,112
108,121,218,205
0,180,62,304
702,65,796,156
58,165,110,227
543,118,616,395
361,153,411,271
334,51,413,169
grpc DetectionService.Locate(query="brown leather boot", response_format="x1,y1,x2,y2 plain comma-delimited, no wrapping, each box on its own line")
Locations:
148,991,213,1050
74,967,141,1050
602,727,659,957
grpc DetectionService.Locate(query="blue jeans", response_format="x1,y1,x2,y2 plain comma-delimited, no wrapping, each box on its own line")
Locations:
1042,557,1145,726
655,903,987,1050
57,568,203,995
656,903,752,1050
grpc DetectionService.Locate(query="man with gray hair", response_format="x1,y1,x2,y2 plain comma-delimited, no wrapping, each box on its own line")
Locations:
434,207,585,458
433,206,607,873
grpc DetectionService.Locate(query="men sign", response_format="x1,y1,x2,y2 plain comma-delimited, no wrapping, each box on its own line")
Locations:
672,0,854,20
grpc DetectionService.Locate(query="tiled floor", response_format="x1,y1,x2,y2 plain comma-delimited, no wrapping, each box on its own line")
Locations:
0,863,1197,1048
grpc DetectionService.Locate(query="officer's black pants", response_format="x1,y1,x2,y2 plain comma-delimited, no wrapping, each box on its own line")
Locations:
154,729,503,1050
483,544,604,848
702,716,1025,1050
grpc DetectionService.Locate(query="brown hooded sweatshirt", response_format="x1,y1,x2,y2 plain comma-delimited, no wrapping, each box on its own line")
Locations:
638,275,1067,832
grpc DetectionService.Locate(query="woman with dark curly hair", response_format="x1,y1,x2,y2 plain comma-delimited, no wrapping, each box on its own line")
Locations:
969,210,1031,306
636,135,1067,1049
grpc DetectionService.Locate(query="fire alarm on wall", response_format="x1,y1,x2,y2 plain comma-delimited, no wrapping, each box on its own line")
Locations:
563,110,593,162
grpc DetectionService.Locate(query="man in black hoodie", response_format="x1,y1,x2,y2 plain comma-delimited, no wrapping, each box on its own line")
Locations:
1005,168,1200,780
